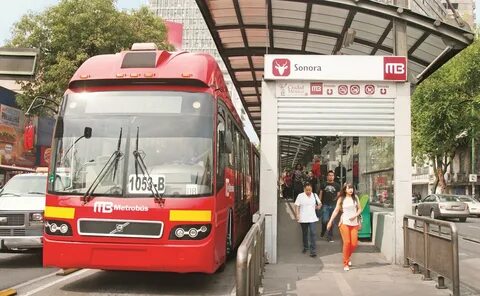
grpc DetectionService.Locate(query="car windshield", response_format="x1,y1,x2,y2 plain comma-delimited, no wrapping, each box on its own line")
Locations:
438,195,460,202
458,196,474,202
49,90,214,198
0,175,46,196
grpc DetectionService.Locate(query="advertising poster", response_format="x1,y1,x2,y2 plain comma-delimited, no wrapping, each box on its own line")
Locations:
0,104,35,167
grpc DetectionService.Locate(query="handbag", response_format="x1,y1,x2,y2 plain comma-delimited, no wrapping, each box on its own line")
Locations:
357,215,363,230
314,193,322,219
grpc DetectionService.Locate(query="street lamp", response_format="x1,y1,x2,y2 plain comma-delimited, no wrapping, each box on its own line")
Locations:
25,96,59,116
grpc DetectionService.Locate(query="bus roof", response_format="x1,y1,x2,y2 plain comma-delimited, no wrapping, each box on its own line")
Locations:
69,47,225,91
67,44,242,130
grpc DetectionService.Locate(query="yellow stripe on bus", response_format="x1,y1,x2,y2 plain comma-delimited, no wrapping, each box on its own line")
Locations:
44,206,75,219
169,210,211,222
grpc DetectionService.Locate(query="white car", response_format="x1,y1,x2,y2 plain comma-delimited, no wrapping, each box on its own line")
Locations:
457,195,480,217
0,172,47,250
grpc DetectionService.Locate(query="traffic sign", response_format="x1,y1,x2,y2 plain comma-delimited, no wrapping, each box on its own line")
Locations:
469,174,477,182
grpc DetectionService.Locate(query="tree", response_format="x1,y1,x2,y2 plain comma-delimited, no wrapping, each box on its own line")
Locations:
412,37,480,193
6,0,172,114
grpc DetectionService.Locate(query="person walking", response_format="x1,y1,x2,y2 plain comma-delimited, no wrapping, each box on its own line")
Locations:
312,156,321,193
294,183,322,257
326,183,362,271
293,164,305,202
319,170,340,242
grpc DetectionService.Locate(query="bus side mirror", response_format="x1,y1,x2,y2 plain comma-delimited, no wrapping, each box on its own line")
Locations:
84,127,92,139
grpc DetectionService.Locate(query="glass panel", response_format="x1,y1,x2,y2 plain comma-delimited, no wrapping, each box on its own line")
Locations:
49,91,214,198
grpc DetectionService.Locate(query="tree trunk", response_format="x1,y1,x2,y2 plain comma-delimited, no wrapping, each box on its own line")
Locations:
432,158,439,194
436,157,447,194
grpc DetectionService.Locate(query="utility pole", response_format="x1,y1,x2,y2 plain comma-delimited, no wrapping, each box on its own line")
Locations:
472,104,476,196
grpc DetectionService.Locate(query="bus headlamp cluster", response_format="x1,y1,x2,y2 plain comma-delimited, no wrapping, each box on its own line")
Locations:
170,224,211,240
45,220,72,236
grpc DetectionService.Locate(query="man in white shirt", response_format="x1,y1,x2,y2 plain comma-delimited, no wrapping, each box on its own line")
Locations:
294,183,322,257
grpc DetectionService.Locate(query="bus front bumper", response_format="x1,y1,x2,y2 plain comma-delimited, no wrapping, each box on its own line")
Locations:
43,237,219,273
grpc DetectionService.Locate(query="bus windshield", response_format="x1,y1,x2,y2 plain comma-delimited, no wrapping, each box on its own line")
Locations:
49,91,214,197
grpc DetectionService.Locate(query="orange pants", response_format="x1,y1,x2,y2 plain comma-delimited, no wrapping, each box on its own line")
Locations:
339,224,359,267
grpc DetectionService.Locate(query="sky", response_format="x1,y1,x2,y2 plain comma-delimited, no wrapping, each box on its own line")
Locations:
1,0,478,43
0,0,147,45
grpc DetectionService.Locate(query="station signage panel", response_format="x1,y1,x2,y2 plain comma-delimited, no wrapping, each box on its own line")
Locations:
265,55,407,82
276,81,397,98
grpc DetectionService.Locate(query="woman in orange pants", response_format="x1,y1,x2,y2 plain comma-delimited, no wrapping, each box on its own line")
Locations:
327,183,362,271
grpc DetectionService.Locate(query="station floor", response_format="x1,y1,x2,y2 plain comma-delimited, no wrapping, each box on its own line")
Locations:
260,199,451,296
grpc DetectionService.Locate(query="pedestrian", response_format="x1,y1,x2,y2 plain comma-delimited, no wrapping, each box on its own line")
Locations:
283,170,292,200
327,182,362,271
307,170,317,193
319,170,340,242
294,182,322,257
311,155,321,193
293,164,305,202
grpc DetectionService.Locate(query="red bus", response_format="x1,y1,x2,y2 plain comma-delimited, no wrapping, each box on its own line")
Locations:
43,43,260,273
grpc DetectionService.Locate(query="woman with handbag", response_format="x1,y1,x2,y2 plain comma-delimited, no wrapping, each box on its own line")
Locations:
326,182,362,271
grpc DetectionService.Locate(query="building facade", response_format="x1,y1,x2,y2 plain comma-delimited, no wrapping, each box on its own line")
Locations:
148,0,258,143
442,0,476,29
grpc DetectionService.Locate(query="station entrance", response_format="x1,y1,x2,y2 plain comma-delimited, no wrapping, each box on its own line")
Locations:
259,55,412,264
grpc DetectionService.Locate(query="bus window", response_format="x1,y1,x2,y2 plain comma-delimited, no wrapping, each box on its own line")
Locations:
217,110,226,191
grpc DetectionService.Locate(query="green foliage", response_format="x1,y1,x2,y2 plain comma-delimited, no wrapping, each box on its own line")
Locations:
412,37,480,190
6,0,172,114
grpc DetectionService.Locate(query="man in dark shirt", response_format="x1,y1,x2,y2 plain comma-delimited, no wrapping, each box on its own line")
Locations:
334,164,346,186
320,170,341,241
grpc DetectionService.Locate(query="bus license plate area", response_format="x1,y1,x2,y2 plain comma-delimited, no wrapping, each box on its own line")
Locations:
128,174,165,194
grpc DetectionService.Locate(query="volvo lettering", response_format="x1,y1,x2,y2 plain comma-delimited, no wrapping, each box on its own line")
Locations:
43,43,260,273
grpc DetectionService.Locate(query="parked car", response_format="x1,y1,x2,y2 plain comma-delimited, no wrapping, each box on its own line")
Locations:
415,194,469,222
0,172,47,251
456,195,480,217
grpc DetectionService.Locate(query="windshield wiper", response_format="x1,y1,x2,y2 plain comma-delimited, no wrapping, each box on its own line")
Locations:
27,191,45,195
132,127,164,206
0,192,21,197
82,128,123,204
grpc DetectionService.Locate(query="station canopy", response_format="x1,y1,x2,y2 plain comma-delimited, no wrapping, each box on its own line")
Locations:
195,0,473,168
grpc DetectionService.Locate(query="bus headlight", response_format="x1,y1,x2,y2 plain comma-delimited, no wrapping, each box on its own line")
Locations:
175,228,185,238
169,224,211,240
45,220,72,236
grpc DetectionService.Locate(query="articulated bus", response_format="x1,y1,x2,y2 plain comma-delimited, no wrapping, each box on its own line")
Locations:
43,43,260,273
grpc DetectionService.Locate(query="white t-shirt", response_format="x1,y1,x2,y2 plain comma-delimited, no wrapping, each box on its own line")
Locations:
295,192,321,223
341,197,359,226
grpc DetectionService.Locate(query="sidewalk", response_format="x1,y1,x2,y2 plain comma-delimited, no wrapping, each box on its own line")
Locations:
260,199,450,296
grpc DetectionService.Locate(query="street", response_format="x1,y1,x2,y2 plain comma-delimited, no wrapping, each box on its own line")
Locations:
0,251,57,291
0,254,236,295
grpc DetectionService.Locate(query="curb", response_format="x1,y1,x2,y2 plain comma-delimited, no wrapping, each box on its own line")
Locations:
56,268,81,276
0,289,17,296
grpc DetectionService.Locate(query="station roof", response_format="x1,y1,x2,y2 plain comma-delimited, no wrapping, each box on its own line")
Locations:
195,0,474,134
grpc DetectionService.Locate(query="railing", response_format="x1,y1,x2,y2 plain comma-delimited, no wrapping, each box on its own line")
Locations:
403,215,460,296
236,214,266,296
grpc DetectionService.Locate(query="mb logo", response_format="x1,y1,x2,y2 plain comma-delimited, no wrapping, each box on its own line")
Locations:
383,57,407,81
93,201,113,213
272,59,290,76
310,82,323,95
